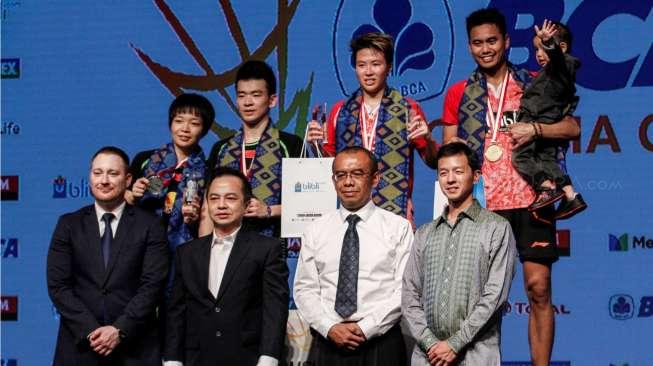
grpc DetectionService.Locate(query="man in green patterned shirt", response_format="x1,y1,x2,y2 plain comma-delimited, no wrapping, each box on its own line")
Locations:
402,142,516,365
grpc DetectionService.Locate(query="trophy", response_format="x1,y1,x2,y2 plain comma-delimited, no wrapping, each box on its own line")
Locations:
184,178,198,205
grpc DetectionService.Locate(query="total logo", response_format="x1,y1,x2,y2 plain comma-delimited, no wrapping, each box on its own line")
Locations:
503,301,570,316
609,294,653,320
1,238,18,258
52,176,91,199
609,233,653,251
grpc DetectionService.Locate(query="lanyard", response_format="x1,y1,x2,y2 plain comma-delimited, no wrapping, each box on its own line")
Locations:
486,71,510,144
152,157,188,186
360,102,380,151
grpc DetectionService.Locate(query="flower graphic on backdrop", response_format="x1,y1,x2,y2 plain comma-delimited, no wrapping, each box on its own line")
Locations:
350,0,435,76
130,0,313,139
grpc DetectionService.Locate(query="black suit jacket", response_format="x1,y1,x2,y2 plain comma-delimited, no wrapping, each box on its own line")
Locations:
165,228,289,366
47,203,169,366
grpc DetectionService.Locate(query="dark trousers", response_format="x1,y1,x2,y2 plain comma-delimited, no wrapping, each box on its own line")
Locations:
512,134,571,190
307,324,406,366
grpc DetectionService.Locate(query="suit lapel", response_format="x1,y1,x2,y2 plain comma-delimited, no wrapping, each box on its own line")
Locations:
216,230,253,302
103,204,134,285
193,235,216,307
83,206,105,284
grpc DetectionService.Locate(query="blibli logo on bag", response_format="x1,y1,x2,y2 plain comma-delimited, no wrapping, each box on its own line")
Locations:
332,0,454,101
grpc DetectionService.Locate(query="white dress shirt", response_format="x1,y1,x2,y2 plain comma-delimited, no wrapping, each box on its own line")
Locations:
164,226,278,366
208,227,240,298
94,201,125,238
293,200,413,339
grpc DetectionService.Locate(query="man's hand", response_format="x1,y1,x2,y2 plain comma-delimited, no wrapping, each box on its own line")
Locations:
327,323,366,351
427,341,456,366
306,120,327,144
535,19,557,43
407,114,432,141
245,198,269,218
131,177,150,199
508,122,537,148
89,325,121,356
181,195,201,224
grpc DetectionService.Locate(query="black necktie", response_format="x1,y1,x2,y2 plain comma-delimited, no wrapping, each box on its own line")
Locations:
335,214,361,318
101,213,115,268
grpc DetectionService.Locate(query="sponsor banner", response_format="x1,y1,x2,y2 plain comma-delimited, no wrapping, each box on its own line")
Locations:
1,238,19,258
1,122,21,136
609,233,653,252
0,176,19,201
0,296,18,321
52,176,91,199
609,294,653,320
1,58,20,79
503,300,571,316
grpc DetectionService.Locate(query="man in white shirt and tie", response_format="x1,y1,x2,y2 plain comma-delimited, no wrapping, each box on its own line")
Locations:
294,146,414,365
164,167,289,366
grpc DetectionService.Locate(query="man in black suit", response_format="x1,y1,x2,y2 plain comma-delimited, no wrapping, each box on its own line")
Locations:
164,167,289,366
47,146,169,365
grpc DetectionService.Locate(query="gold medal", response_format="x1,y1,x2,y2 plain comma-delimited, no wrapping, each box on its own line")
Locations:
485,143,503,162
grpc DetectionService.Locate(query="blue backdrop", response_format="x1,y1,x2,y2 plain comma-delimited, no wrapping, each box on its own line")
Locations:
2,1,652,365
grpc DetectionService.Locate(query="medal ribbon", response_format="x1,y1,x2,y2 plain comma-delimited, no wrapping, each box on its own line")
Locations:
151,158,188,187
360,102,380,151
486,71,510,144
241,139,256,177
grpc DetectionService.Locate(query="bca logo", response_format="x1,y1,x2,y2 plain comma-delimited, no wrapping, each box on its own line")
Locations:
333,0,454,101
609,294,634,320
609,294,653,320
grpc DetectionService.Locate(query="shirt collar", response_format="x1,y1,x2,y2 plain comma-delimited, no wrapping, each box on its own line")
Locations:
212,226,241,247
95,201,126,223
338,199,375,223
436,199,482,226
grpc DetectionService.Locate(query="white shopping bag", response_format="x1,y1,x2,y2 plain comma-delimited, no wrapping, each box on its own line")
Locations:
281,157,337,238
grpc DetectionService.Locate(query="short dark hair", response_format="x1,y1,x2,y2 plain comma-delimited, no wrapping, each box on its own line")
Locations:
235,60,277,95
91,146,130,171
333,146,379,174
350,32,394,66
436,142,481,171
466,8,507,38
168,93,215,137
208,167,253,203
552,21,573,52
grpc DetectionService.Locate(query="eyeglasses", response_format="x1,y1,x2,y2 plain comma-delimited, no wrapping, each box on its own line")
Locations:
332,170,370,182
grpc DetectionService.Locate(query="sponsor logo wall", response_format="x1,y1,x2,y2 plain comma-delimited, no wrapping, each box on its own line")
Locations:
2,1,652,364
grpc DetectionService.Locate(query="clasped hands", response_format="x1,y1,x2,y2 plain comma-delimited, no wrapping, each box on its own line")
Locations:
327,322,366,351
88,325,120,356
427,341,457,366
